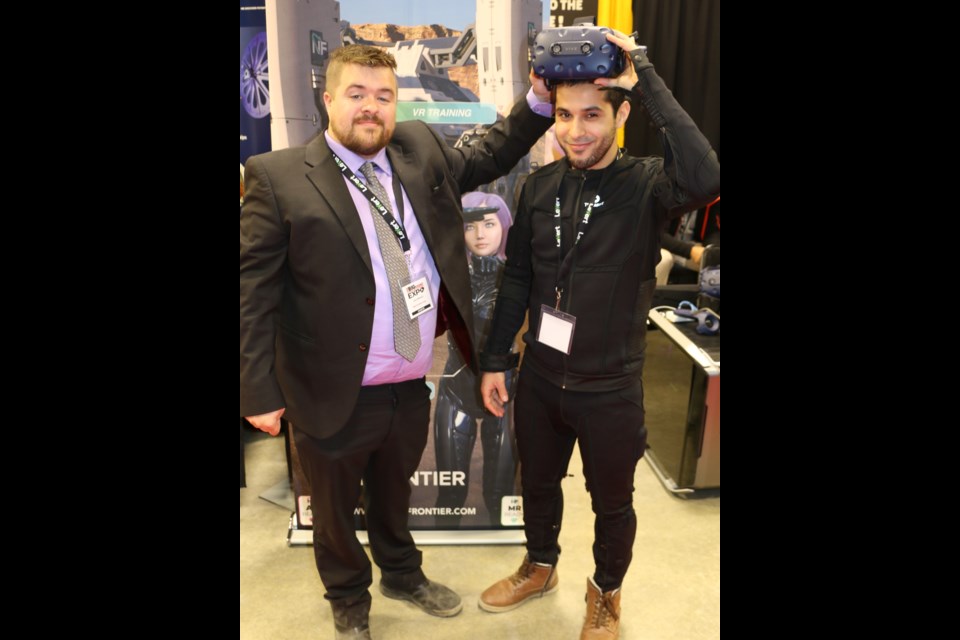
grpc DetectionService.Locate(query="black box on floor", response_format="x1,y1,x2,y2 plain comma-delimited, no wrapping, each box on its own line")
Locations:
643,309,720,491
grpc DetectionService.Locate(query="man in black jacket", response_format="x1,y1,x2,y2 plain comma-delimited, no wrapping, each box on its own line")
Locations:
476,32,720,640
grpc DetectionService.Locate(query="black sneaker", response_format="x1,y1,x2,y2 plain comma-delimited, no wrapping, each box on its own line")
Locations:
379,578,463,617
332,595,372,639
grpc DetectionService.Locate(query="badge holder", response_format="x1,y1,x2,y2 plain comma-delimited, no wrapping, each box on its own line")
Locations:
537,288,576,354
399,271,434,319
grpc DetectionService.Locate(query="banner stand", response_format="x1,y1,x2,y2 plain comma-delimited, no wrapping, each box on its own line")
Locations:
259,479,295,510
287,513,525,546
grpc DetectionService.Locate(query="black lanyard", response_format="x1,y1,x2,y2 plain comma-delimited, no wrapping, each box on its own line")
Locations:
331,152,410,253
554,196,596,251
551,157,621,308
552,195,597,307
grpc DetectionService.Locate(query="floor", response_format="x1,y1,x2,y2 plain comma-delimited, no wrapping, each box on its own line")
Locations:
240,427,720,639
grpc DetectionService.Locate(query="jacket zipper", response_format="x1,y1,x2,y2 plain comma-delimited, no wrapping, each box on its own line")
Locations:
561,173,587,390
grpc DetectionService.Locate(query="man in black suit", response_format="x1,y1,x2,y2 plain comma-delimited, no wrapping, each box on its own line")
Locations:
240,45,553,639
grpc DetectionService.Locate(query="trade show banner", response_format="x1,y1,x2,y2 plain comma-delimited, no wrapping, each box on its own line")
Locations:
264,0,342,151
240,1,272,205
278,0,562,542
550,0,599,27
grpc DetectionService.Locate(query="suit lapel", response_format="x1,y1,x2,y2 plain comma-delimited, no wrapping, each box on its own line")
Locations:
387,145,437,250
305,135,373,275
388,140,469,298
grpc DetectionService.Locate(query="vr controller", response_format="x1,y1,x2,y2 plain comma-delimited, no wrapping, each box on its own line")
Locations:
532,26,627,87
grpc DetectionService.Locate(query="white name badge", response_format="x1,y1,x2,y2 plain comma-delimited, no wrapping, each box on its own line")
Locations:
400,275,434,319
537,305,576,354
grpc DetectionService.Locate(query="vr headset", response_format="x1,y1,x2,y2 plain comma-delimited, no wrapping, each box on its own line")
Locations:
532,26,628,88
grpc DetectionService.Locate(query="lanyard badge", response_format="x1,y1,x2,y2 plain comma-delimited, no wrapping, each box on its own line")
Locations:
333,152,434,319
400,273,434,319
537,195,597,354
538,288,576,354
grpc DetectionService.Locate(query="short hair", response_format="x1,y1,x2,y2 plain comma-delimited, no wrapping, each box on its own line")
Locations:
327,45,398,94
551,80,629,116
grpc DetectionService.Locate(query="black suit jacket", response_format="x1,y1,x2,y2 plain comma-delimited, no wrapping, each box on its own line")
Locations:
240,96,552,439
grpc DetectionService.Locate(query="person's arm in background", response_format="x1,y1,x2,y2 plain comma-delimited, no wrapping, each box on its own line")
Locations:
661,233,704,264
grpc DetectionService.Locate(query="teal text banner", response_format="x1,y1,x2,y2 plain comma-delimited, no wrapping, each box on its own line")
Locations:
397,102,497,124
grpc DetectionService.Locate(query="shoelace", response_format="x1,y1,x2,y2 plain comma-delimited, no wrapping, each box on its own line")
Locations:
591,592,620,628
509,560,534,586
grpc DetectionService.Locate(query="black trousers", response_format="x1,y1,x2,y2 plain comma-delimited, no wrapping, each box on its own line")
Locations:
293,378,431,604
515,367,647,591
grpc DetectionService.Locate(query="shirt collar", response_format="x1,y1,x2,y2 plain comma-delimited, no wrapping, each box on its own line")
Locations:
324,131,392,179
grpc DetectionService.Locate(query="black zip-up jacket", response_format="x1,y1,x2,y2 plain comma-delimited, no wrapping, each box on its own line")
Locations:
479,49,720,391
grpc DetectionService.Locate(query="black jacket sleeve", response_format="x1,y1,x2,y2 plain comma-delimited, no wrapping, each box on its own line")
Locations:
478,183,535,371
436,94,554,195
629,48,720,217
660,232,696,259
239,155,287,417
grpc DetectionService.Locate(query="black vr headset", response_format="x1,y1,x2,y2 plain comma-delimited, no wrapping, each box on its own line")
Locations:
532,26,630,88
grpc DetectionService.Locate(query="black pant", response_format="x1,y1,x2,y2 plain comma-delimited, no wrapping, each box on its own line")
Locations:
515,367,646,591
293,378,431,603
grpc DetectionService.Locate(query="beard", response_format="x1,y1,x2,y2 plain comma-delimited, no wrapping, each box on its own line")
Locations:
561,131,617,170
332,115,393,157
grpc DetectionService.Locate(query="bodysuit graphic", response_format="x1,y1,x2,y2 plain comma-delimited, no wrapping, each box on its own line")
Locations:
434,192,518,527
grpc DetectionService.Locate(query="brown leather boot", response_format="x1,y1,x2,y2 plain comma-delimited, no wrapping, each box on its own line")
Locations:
478,555,559,612
580,578,621,639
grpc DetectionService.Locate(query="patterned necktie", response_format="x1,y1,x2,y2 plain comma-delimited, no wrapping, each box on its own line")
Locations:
359,161,421,362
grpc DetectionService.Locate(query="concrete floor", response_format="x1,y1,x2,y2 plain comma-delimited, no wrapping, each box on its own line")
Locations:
240,429,719,639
